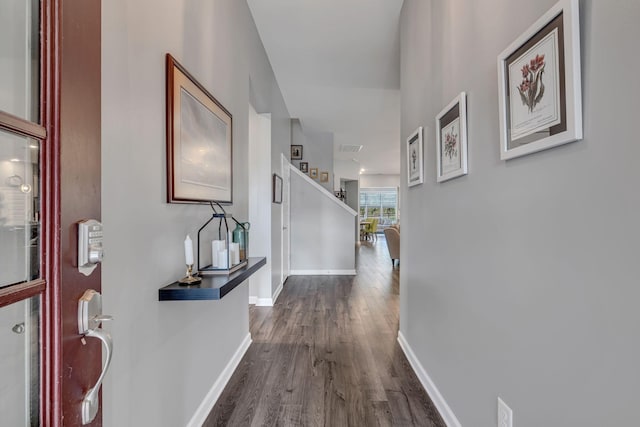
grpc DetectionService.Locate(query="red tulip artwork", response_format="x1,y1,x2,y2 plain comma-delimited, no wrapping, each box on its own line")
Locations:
517,54,546,112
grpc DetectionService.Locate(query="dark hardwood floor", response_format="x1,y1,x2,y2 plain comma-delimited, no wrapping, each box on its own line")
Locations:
205,235,445,427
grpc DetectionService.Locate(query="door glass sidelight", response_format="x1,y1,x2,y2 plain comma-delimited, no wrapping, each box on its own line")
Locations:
0,296,40,427
0,130,40,289
0,0,40,123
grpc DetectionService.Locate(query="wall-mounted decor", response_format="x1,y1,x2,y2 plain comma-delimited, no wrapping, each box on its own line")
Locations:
272,173,283,204
407,126,424,187
291,145,303,160
436,92,468,182
497,0,582,160
320,171,329,182
299,162,309,173
166,54,232,203
310,168,318,179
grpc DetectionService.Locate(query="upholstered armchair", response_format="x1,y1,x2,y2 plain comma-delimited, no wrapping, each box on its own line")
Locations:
383,226,400,267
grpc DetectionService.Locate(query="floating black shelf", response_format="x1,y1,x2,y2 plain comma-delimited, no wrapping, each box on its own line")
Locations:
159,257,266,301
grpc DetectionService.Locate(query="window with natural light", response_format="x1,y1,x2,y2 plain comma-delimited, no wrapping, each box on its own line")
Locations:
359,187,398,228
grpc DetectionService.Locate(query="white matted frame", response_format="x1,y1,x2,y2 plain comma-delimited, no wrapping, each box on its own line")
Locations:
497,0,581,160
436,92,468,182
406,126,424,187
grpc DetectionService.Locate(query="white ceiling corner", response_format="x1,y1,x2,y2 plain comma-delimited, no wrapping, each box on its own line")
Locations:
247,0,404,175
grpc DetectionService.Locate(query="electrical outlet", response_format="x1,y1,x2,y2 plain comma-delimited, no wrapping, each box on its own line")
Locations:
498,397,513,427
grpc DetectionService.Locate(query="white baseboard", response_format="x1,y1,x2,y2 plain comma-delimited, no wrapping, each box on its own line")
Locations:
249,282,284,307
255,297,273,306
272,281,284,304
397,331,461,427
186,333,252,427
289,269,356,275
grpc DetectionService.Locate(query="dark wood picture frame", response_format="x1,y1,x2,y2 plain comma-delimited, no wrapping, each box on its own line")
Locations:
166,54,233,204
291,145,303,160
299,162,309,173
272,173,283,204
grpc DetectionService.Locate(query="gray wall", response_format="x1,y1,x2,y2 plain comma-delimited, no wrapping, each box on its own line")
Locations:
334,159,361,191
360,174,400,189
400,1,640,426
290,170,356,272
101,0,289,425
344,180,360,242
249,70,291,300
344,180,359,214
291,119,335,192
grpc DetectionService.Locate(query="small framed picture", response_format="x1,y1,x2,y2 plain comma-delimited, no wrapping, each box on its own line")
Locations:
320,171,329,182
497,0,582,160
272,174,282,204
436,92,468,182
291,145,303,160
310,168,318,179
406,127,424,187
299,162,309,173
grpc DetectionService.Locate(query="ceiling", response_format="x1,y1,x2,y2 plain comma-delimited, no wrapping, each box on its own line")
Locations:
247,0,404,175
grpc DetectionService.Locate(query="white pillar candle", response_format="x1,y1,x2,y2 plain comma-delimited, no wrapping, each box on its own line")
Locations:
184,235,194,266
218,249,229,269
211,240,225,267
230,242,240,265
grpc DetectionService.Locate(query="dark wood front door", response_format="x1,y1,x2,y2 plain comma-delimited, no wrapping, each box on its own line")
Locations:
55,0,103,425
0,0,102,425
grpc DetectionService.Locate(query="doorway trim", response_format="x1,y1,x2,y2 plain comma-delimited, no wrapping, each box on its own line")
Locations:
280,154,291,288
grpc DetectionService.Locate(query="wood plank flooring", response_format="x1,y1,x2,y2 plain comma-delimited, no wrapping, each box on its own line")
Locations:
205,236,445,427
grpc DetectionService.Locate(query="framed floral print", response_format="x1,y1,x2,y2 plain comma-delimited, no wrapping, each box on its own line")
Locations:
406,126,423,187
436,92,468,182
497,0,582,160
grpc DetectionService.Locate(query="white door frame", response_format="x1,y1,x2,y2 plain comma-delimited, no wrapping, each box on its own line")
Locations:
281,154,291,284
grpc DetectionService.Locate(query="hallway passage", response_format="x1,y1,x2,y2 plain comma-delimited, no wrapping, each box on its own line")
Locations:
205,237,445,426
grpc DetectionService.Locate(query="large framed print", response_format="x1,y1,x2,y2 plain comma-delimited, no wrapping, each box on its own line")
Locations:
497,0,581,160
406,127,424,187
166,54,233,204
436,92,468,182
